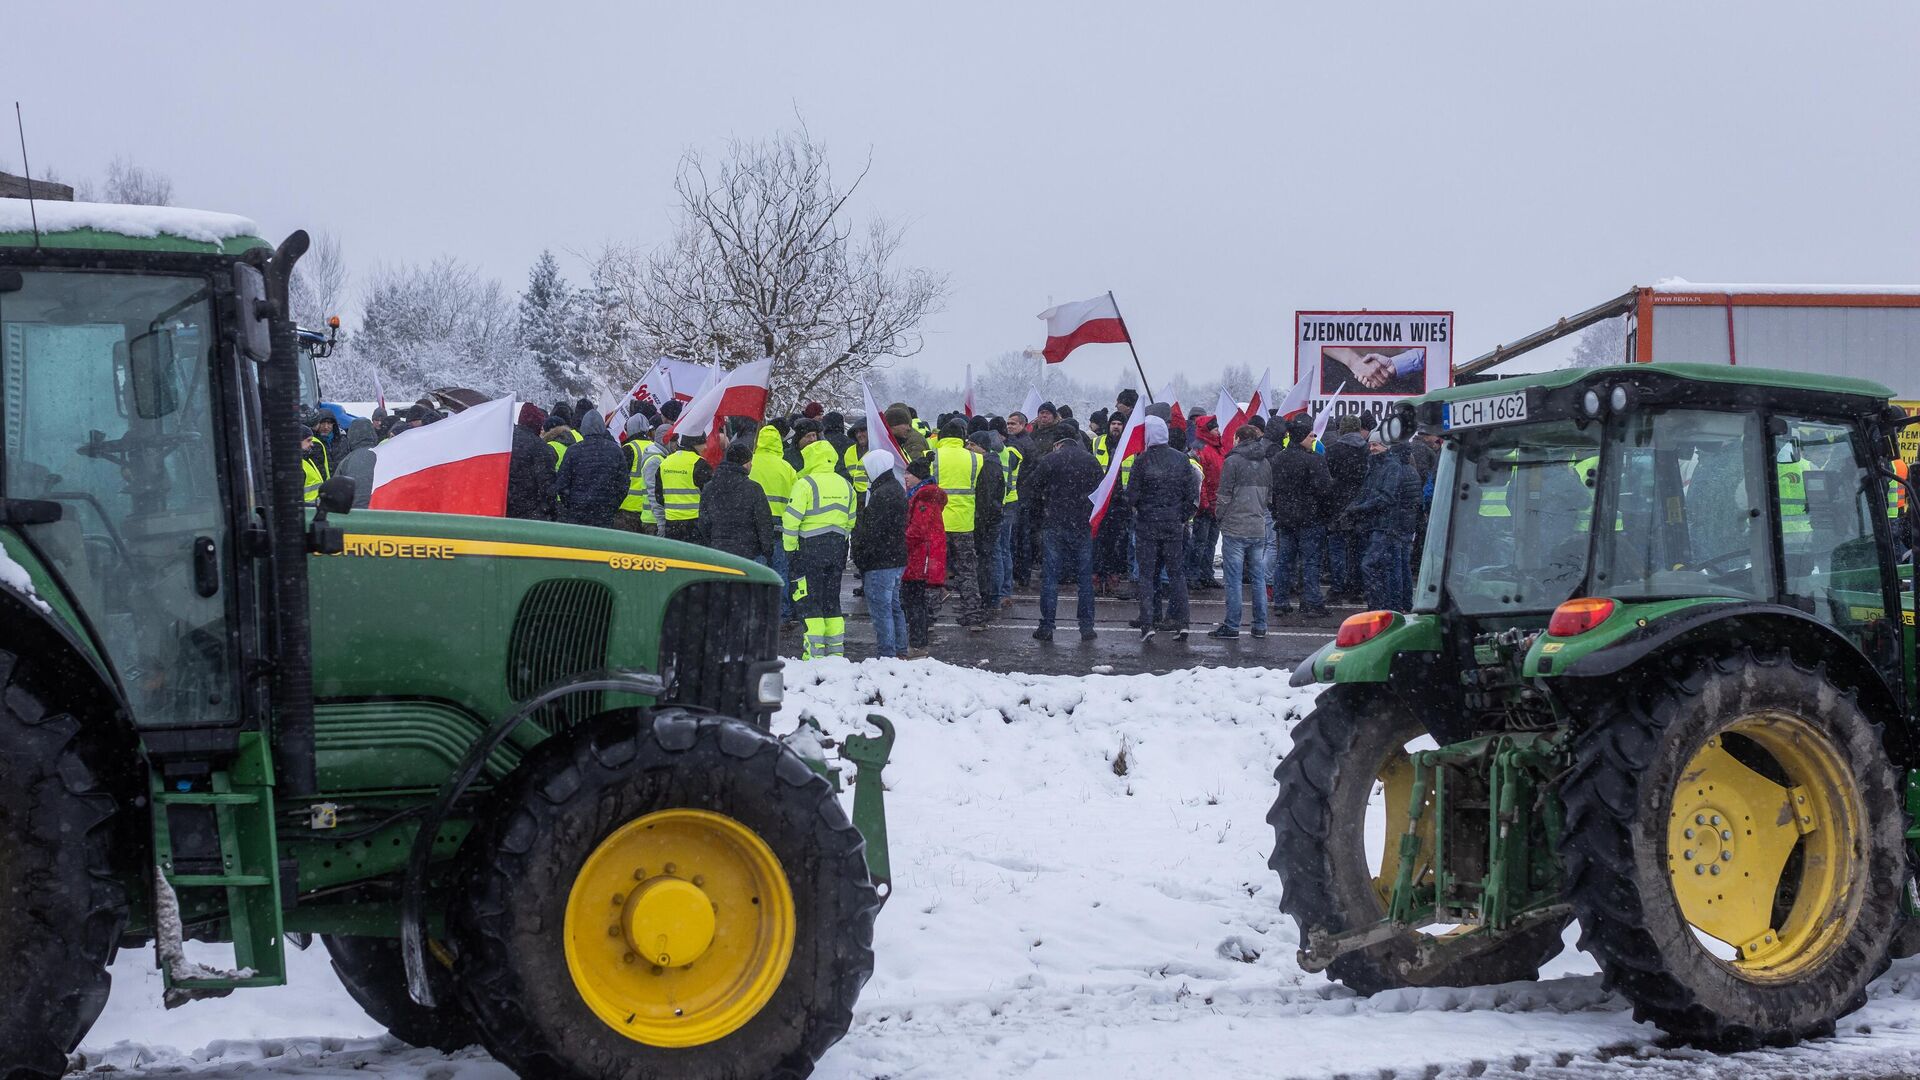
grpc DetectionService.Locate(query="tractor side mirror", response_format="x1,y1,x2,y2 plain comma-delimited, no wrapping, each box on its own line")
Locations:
127,328,181,419
232,263,272,363
316,475,355,516
0,269,22,293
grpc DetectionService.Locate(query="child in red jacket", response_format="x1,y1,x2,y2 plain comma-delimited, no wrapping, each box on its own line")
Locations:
901,459,949,657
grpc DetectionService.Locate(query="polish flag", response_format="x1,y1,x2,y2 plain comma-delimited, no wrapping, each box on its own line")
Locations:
862,378,910,485
644,358,719,404
1221,367,1273,447
1038,293,1129,364
369,397,514,515
1312,385,1346,443
963,364,975,417
1088,405,1147,535
1213,387,1238,437
669,358,772,439
1277,360,1316,419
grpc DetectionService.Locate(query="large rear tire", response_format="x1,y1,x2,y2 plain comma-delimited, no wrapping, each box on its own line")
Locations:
0,649,128,1080
1561,650,1903,1048
452,709,877,1080
1269,686,1569,994
322,934,476,1051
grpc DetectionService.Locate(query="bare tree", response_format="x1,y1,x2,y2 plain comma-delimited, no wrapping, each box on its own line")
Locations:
75,155,174,206
598,127,947,412
289,231,350,331
352,258,552,401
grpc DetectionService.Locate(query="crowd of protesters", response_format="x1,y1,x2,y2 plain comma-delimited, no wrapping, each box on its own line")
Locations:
301,385,1447,660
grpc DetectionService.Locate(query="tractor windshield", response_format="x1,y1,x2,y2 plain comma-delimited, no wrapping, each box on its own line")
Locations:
1591,408,1772,602
1422,420,1601,615
0,268,240,728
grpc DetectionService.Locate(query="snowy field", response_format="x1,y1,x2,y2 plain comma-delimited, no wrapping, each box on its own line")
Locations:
76,658,1920,1078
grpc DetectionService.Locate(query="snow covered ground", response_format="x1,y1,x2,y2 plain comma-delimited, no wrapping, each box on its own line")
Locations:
76,658,1920,1078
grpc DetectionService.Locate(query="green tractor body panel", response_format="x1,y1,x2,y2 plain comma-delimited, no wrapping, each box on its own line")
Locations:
1520,597,1737,678
0,527,105,670
1303,612,1442,683
307,509,778,791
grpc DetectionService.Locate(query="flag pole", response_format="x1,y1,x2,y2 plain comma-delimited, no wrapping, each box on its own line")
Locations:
1106,290,1156,404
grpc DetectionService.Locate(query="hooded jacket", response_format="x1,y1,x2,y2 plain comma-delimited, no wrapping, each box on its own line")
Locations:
554,411,628,528
1324,430,1372,525
697,459,774,560
851,467,909,573
335,418,381,510
1124,416,1198,533
1346,443,1424,538
1214,437,1273,539
749,425,798,520
903,478,949,585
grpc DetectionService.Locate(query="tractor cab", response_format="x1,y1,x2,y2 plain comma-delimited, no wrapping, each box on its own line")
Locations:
1274,363,1918,1051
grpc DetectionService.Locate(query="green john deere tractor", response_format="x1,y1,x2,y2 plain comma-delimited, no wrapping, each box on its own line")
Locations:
1272,363,1918,1048
0,202,893,1080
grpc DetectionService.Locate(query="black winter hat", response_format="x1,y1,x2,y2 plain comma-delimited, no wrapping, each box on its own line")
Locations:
1090,408,1110,431
967,415,991,434
1116,388,1140,410
659,399,684,422
725,438,755,465
822,411,846,432
792,417,823,437
1036,401,1057,416
939,416,969,441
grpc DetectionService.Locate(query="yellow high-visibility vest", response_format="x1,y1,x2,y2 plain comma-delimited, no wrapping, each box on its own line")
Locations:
931,438,980,533
843,441,869,497
549,428,584,470
301,458,323,505
1000,446,1023,505
659,449,703,521
621,440,654,519
1778,458,1810,535
783,441,855,552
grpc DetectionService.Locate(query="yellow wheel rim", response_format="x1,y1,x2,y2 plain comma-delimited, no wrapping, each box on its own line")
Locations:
1666,711,1863,980
563,809,796,1047
1373,752,1436,910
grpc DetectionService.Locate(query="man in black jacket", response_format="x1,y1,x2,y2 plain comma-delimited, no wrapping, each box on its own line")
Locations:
1271,414,1333,616
1021,428,1104,641
851,449,910,658
506,403,556,520
1123,415,1198,641
555,410,628,528
697,438,774,561
1322,416,1371,602
968,431,1005,626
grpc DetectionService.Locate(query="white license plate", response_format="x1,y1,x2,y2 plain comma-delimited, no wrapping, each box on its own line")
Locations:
1445,391,1527,430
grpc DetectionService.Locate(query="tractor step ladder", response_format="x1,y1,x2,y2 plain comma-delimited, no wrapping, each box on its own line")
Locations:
149,731,288,992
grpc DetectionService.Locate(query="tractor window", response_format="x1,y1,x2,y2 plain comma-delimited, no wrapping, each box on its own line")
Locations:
0,269,237,729
1771,417,1882,636
1433,420,1601,614
1593,409,1770,602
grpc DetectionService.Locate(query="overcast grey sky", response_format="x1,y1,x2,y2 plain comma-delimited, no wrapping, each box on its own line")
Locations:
11,2,1920,390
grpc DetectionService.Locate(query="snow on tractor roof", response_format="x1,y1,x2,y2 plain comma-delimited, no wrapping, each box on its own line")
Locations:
0,199,267,254
1652,276,1920,296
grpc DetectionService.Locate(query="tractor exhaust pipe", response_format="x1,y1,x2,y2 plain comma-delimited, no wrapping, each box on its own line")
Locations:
260,230,318,797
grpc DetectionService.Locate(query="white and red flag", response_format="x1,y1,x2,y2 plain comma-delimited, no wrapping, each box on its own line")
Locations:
1038,293,1129,364
963,364,975,417
669,358,772,439
1312,385,1346,443
1213,387,1239,437
368,397,514,516
862,378,910,485
1277,360,1316,419
1221,367,1273,447
1088,405,1147,535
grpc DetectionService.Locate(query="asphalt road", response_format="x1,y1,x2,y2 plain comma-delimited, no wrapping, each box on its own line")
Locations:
778,577,1349,676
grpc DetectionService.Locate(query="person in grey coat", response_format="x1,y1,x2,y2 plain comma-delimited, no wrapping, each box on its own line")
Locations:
1209,425,1274,637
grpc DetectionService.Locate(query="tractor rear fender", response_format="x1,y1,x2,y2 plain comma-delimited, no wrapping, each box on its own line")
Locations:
0,584,131,738
1558,602,1913,763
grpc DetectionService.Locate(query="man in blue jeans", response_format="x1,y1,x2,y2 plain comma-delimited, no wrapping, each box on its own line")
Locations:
1208,425,1273,637
1020,428,1105,641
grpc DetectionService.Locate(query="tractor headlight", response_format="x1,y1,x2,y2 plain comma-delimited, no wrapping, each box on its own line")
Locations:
755,669,785,707
1583,389,1603,417
1610,384,1631,412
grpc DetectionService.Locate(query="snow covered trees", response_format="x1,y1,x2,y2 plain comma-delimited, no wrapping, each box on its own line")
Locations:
517,251,594,396
594,126,948,413
352,258,549,401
